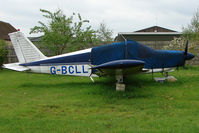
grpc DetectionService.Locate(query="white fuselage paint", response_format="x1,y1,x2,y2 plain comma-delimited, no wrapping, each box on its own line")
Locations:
28,64,96,77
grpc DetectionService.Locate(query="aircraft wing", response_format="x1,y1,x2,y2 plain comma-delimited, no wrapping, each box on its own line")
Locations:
91,59,145,76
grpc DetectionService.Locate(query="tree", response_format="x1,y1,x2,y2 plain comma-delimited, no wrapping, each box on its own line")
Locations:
30,9,98,55
70,13,98,51
97,22,113,44
0,40,8,69
163,37,196,56
182,7,199,43
163,37,186,51
30,9,73,55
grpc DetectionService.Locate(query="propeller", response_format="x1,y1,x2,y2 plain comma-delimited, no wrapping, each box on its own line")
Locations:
184,40,189,56
183,40,189,68
176,40,194,69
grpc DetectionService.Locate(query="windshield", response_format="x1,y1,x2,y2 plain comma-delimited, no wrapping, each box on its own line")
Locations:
137,43,154,58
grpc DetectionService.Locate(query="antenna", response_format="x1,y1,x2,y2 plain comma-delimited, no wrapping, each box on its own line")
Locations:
155,15,158,32
155,14,158,27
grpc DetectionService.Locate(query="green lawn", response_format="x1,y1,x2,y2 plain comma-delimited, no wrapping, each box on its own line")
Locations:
0,66,199,133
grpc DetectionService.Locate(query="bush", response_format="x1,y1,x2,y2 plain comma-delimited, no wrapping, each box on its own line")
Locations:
0,40,8,69
163,37,196,52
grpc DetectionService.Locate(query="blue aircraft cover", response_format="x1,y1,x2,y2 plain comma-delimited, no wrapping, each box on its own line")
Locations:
91,40,141,65
91,40,187,69
91,42,126,65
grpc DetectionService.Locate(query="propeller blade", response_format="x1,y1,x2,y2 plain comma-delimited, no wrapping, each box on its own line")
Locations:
184,40,188,55
183,40,189,68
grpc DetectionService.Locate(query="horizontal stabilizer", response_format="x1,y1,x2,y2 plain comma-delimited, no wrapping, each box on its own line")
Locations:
3,63,30,72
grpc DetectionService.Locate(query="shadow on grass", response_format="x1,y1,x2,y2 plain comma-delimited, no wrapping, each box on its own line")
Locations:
19,74,183,101
89,74,186,101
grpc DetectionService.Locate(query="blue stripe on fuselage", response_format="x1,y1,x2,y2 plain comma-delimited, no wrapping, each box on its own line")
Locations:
20,52,91,66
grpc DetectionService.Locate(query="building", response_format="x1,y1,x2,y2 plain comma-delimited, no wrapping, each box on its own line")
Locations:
0,21,17,41
28,36,43,42
0,21,17,63
115,26,182,49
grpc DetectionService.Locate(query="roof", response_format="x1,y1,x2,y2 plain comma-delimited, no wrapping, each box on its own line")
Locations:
135,26,177,32
118,32,182,36
0,21,17,41
28,36,43,42
118,26,182,36
115,26,182,42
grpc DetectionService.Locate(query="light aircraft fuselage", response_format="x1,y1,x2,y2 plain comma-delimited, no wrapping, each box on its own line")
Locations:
3,31,194,90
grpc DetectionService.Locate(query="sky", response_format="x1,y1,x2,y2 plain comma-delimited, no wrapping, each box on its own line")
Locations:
0,0,198,37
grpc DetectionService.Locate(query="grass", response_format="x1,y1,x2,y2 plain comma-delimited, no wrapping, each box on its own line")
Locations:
0,66,199,133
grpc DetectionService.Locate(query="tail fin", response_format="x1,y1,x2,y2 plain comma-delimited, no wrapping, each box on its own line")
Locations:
9,31,46,63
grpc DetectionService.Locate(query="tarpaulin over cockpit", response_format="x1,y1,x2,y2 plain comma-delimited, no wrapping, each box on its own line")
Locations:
91,40,142,65
91,42,125,65
90,40,188,69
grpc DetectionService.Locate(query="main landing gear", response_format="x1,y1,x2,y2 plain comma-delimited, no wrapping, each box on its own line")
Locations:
115,75,125,91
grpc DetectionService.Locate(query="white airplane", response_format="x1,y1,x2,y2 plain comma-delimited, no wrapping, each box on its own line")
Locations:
3,31,194,91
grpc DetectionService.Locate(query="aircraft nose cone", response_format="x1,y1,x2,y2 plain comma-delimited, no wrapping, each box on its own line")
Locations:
185,53,195,60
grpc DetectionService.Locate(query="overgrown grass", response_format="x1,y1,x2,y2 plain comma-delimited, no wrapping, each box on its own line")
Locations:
0,66,199,133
